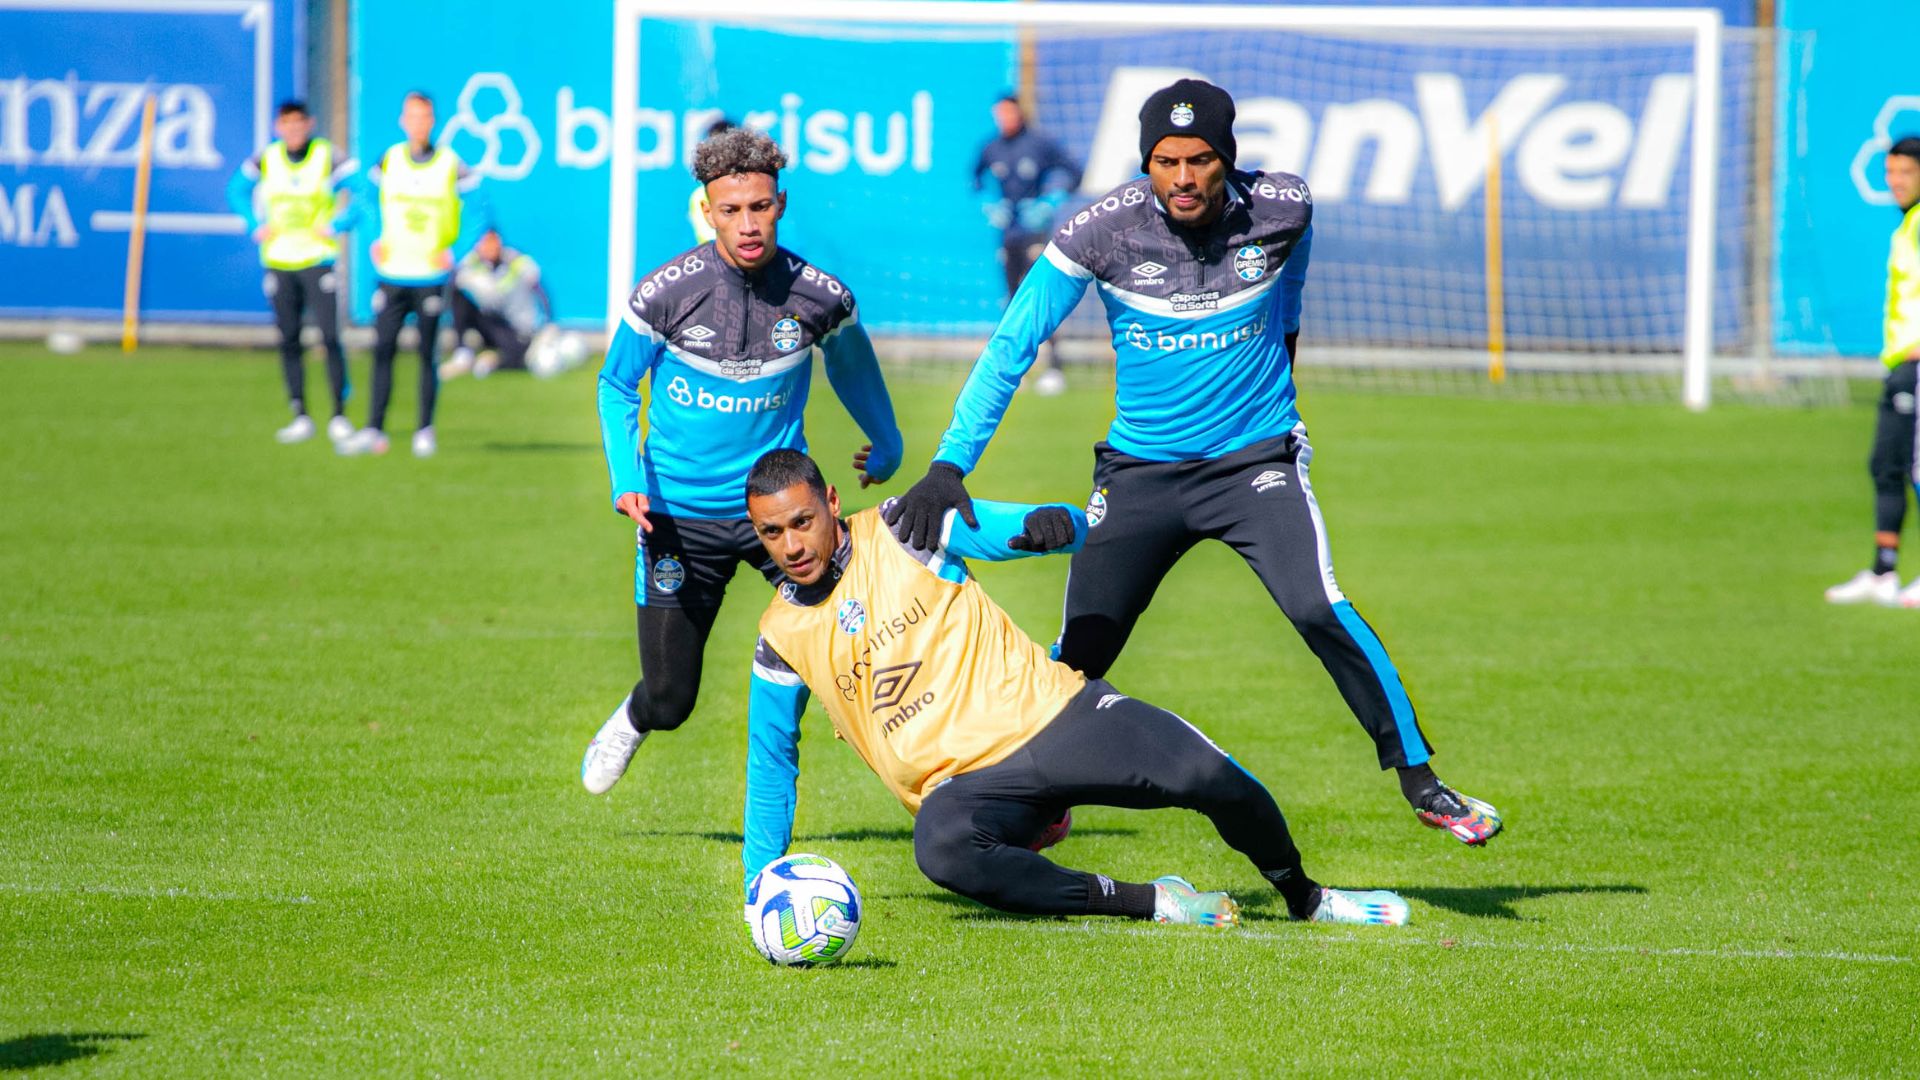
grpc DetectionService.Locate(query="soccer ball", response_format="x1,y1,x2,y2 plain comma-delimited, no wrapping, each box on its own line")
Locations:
745,853,862,967
528,328,588,378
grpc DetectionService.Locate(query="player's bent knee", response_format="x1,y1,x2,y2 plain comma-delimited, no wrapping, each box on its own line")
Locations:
637,678,698,732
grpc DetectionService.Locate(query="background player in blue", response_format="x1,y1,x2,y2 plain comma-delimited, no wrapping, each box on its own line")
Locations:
889,79,1503,845
580,127,904,795
972,95,1080,396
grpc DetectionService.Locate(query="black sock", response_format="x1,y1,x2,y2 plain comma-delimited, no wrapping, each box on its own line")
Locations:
1397,762,1440,806
1874,546,1899,575
1263,866,1322,920
1084,875,1157,919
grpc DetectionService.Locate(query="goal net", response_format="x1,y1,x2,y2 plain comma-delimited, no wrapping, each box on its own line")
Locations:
612,1,1845,408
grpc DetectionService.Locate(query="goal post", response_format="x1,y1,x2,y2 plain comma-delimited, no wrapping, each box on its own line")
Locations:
612,1,1742,407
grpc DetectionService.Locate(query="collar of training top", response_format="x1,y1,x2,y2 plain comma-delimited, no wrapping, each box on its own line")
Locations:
777,519,852,608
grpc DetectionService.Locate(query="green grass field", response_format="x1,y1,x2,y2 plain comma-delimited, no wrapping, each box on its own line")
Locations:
2,343,1916,1074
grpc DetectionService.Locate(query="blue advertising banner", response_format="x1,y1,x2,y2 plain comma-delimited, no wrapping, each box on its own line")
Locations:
1036,26,1755,352
0,0,304,322
351,2,1752,348
350,1,1015,331
1773,2,1920,356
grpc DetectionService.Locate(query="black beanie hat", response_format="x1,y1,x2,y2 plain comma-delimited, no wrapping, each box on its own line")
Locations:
1138,79,1236,172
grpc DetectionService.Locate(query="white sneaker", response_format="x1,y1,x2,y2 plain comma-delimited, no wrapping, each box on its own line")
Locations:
1898,577,1920,609
1034,367,1068,397
1309,887,1411,927
326,415,354,444
1824,570,1899,606
335,428,390,456
275,415,316,444
473,350,501,379
438,347,475,380
581,696,646,794
412,427,436,458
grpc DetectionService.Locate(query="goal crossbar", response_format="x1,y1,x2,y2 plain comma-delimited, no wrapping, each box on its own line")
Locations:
610,1,1724,407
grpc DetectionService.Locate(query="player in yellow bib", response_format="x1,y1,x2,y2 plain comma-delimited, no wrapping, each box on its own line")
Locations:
1827,136,1920,608
226,101,358,446
333,91,484,458
738,449,1412,928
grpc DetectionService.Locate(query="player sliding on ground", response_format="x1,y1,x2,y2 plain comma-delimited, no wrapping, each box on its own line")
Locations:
887,79,1501,845
738,449,1410,928
580,128,903,794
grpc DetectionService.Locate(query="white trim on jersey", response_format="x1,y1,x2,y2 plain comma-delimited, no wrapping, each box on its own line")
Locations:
1095,273,1277,321
661,342,812,382
1287,422,1347,606
752,658,806,687
1042,242,1094,280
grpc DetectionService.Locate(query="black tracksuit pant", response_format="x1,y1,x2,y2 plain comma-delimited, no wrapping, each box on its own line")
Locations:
1055,430,1433,771
913,679,1317,919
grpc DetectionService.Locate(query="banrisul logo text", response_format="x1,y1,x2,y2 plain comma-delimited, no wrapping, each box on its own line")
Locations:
445,72,937,182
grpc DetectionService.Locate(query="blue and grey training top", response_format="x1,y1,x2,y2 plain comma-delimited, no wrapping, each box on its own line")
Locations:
935,170,1314,469
597,243,903,520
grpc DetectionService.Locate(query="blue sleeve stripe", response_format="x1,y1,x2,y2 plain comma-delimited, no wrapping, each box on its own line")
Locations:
1331,600,1429,767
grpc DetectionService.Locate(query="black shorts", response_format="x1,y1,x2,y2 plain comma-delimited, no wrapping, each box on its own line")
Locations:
1869,360,1919,485
634,512,778,609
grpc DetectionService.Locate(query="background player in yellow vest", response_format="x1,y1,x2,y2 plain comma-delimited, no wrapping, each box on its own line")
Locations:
1827,136,1920,608
226,101,358,447
334,91,484,458
739,449,1412,929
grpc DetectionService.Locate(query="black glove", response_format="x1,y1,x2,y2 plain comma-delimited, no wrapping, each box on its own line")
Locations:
884,462,975,550
1008,506,1076,553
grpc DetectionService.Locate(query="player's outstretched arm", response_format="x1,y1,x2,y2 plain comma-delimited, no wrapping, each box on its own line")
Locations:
942,499,1087,562
819,318,903,487
742,646,809,896
932,248,1091,475
596,321,663,517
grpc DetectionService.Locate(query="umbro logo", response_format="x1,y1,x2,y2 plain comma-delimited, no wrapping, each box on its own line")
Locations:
1130,260,1168,286
1251,469,1288,493
682,324,715,341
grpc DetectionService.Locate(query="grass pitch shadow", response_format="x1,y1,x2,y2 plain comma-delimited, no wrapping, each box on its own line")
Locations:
0,1032,144,1070
630,827,1141,845
1395,883,1648,920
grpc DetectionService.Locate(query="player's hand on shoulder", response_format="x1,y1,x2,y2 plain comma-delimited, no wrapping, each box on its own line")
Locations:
615,492,652,532
884,462,974,550
1009,506,1076,552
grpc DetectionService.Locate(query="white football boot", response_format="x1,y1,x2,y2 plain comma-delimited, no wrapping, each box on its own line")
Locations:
580,696,646,794
438,347,475,380
1824,570,1899,606
1898,577,1920,609
335,427,390,456
1309,887,1412,927
411,427,436,458
274,415,316,444
1149,875,1239,927
326,415,355,445
1033,367,1068,397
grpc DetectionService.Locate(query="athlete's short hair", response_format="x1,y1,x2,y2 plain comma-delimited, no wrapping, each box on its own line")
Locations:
277,100,309,118
404,90,434,110
1891,136,1920,164
694,126,786,186
746,449,827,503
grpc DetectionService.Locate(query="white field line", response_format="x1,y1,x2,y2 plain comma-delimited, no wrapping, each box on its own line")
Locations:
970,918,1914,966
1,882,315,905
